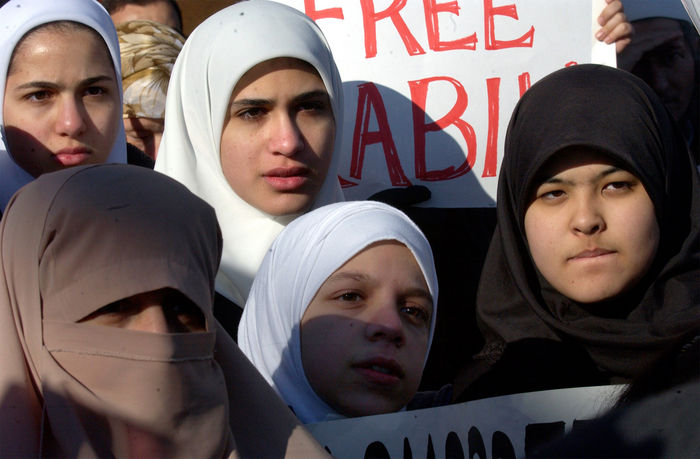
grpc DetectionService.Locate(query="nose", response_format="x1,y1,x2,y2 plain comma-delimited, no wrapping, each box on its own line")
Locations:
365,302,405,347
570,195,605,236
268,112,304,156
131,304,170,334
55,96,87,137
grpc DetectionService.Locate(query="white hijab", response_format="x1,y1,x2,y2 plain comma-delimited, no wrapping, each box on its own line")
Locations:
238,201,439,424
155,0,344,306
0,0,127,210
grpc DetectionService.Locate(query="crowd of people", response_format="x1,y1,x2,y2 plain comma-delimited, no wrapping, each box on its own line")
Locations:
0,0,697,456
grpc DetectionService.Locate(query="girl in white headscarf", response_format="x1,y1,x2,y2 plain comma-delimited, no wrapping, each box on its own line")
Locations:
238,201,440,424
0,0,132,211
155,1,344,336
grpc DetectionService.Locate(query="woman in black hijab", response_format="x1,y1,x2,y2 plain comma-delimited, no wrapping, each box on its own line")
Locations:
457,64,700,401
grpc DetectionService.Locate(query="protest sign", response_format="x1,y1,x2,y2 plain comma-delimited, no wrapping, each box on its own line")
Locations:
307,385,624,458
279,0,615,207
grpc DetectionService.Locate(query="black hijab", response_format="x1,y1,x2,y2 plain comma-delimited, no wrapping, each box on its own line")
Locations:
476,64,700,379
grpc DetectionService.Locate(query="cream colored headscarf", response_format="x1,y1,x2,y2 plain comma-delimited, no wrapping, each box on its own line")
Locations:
154,0,344,307
0,164,232,457
118,20,184,119
0,0,127,210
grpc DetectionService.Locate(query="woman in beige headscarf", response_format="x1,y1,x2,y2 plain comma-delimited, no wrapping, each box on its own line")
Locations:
118,19,184,159
0,164,327,457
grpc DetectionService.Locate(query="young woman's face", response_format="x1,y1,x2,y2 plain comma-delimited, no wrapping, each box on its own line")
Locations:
524,149,660,304
220,57,335,216
300,241,433,417
79,288,205,333
3,26,121,177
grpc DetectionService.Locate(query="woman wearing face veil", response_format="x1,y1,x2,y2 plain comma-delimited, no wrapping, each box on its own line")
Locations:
456,64,700,401
0,164,327,457
155,1,344,337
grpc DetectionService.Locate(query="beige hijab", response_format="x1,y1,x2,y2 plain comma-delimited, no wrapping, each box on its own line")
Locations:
0,164,327,457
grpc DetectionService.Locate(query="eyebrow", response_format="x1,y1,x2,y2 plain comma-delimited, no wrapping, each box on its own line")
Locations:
542,165,622,186
231,90,329,108
14,75,114,91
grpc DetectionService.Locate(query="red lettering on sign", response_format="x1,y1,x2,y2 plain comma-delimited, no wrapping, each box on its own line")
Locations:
304,0,344,21
350,83,412,186
423,0,477,51
360,0,425,58
483,0,534,50
409,76,476,181
482,77,500,177
518,71,530,97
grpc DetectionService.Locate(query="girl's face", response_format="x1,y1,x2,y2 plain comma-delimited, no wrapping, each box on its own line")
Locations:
3,26,121,177
219,57,335,216
524,149,660,304
300,241,433,417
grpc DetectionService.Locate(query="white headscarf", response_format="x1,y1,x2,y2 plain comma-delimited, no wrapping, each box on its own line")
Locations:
154,0,344,306
238,201,439,424
0,0,127,210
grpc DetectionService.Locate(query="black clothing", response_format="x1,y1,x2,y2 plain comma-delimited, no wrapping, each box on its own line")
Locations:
460,65,700,399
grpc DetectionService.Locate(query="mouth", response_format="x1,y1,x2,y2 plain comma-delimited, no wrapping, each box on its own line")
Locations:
263,166,311,191
53,147,91,167
569,248,616,260
352,357,404,386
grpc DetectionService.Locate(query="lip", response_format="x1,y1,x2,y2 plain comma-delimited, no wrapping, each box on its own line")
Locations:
263,166,311,191
352,357,404,386
568,248,616,260
53,147,91,167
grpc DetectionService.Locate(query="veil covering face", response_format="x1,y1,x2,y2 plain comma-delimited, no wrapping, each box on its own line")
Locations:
0,0,127,209
476,64,700,380
238,201,439,424
0,164,232,457
155,0,344,307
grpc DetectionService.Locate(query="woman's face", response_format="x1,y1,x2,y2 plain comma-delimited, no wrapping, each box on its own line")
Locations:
524,149,660,304
219,57,335,216
3,26,121,177
300,241,433,417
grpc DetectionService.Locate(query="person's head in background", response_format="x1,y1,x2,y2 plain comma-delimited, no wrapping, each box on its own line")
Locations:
0,0,126,209
238,201,439,423
618,0,700,161
99,0,182,33
118,20,184,159
154,0,344,308
0,164,232,457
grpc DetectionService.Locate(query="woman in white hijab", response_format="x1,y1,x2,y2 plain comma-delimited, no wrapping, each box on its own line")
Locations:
238,201,440,424
0,0,131,211
155,1,344,336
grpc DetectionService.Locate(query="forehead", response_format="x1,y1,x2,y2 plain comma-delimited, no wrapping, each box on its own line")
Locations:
232,58,324,97
10,25,110,70
534,148,621,181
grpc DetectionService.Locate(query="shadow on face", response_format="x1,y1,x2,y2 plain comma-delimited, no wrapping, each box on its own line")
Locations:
299,241,433,417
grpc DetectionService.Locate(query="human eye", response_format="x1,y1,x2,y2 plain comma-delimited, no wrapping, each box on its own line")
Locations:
25,90,52,102
84,85,107,97
335,291,363,302
535,185,566,203
400,303,431,326
237,106,267,121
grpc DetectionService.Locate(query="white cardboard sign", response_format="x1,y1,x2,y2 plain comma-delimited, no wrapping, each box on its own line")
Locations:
307,385,624,458
280,0,615,207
